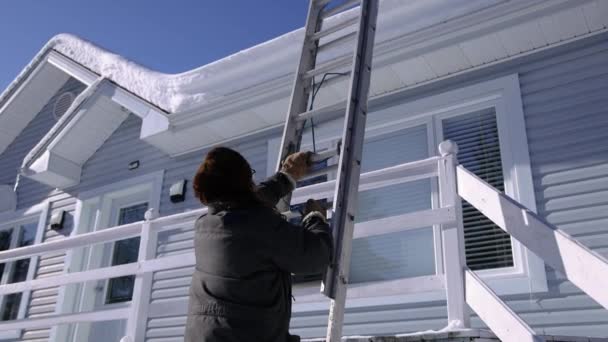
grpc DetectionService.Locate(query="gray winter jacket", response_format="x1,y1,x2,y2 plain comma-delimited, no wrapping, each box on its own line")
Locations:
185,172,333,342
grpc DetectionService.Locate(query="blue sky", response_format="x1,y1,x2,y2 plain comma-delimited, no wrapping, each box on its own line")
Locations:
0,1,308,90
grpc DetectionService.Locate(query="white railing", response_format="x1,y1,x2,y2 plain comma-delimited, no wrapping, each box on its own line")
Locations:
0,140,606,342
457,162,608,342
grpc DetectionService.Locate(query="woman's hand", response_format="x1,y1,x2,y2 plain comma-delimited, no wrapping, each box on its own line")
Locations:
303,199,326,219
281,151,311,181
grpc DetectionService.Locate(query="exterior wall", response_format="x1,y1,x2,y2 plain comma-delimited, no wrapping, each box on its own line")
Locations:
516,34,608,336
287,33,608,339
1,34,607,342
143,33,608,340
62,114,268,341
0,77,86,342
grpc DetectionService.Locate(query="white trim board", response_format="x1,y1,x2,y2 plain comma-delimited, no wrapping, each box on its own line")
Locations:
429,74,546,294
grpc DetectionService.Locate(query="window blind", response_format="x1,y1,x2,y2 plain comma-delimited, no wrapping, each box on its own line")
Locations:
442,110,514,271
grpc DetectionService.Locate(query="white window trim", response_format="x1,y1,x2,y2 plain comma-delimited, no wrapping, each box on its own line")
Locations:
0,201,49,340
270,74,546,311
427,74,546,294
51,171,163,342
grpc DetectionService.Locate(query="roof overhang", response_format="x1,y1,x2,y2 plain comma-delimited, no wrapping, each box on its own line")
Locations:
148,0,608,155
0,59,70,156
17,53,169,189
2,0,606,189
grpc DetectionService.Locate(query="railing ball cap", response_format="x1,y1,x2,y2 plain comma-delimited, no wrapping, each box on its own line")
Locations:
144,208,158,221
439,140,459,156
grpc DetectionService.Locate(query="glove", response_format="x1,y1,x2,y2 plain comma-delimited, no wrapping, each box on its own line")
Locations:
281,151,311,181
303,199,327,221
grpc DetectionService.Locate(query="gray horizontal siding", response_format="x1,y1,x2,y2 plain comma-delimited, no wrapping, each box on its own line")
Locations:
2,34,607,342
0,78,86,210
141,34,608,339
0,78,85,341
515,30,608,336
22,188,77,342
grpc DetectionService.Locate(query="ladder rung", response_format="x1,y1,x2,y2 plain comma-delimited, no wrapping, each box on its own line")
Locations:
281,210,301,220
296,101,345,122
303,55,352,80
321,0,361,19
310,16,358,41
301,164,338,181
317,30,357,53
310,148,339,163
282,205,333,221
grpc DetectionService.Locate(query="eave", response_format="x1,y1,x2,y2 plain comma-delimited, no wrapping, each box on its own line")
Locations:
2,0,606,189
17,53,169,189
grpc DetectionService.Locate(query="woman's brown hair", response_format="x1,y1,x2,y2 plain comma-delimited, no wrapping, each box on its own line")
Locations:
193,147,258,206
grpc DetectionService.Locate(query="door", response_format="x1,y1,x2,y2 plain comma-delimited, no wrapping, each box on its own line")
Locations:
72,190,150,342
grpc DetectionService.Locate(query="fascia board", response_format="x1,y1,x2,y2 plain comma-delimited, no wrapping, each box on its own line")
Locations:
46,51,98,86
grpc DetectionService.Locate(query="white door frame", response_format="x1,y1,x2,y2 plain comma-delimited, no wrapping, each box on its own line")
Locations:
51,171,163,342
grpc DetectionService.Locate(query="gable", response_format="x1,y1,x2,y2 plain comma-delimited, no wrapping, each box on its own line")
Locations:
0,63,73,156
78,115,172,194
0,78,86,188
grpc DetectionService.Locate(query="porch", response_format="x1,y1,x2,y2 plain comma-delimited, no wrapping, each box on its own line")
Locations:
0,142,606,341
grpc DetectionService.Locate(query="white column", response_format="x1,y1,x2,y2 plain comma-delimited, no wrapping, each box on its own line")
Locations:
437,140,470,328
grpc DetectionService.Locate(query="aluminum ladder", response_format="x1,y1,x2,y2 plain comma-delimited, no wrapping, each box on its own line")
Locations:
274,0,379,340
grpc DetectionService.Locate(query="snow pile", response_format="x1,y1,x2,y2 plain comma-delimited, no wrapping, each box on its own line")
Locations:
4,0,504,114
306,320,474,341
395,319,472,337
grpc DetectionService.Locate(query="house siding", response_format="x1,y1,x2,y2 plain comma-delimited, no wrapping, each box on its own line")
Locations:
0,77,86,342
1,35,607,342
47,113,268,341
143,34,608,339
515,33,608,336
0,78,86,211
285,33,608,339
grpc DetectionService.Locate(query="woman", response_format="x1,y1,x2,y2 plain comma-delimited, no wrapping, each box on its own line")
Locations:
186,147,333,342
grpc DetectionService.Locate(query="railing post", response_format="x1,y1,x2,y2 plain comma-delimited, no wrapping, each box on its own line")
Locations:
438,140,470,328
125,208,158,342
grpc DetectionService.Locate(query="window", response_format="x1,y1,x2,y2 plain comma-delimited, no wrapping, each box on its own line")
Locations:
291,158,329,283
105,202,148,304
0,222,37,321
285,75,545,305
442,109,514,270
350,124,435,283
61,171,163,342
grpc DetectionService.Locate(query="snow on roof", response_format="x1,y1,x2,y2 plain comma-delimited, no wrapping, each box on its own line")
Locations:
1,0,503,114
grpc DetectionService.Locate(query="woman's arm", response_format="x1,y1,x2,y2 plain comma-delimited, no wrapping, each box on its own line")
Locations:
255,151,310,206
255,172,296,206
266,206,333,275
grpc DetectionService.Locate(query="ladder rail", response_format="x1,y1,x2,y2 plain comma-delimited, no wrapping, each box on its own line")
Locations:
321,0,361,19
276,0,324,213
276,0,379,340
324,1,378,340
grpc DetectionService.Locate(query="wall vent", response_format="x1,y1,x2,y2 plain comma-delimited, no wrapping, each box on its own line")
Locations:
53,91,76,121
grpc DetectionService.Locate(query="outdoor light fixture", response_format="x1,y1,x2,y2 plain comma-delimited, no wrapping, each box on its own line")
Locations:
170,179,187,203
49,210,66,231
128,160,140,170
